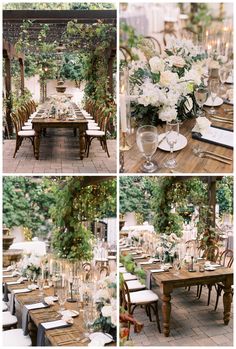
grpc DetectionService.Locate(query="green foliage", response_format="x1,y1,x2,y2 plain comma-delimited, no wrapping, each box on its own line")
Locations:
120,254,146,284
216,177,233,215
50,177,116,260
3,177,56,236
119,176,154,221
4,3,115,10
59,53,86,85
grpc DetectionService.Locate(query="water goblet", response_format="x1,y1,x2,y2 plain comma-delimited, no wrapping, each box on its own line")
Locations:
57,287,67,313
136,125,159,173
164,120,179,169
37,277,45,299
84,306,97,338
194,87,208,117
173,258,181,276
208,79,220,115
219,68,230,95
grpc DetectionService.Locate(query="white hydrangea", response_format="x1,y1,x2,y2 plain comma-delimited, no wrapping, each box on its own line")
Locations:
166,55,186,68
149,56,165,73
159,107,177,122
183,69,202,86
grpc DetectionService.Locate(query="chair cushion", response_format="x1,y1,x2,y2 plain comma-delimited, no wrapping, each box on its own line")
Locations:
88,125,100,130
126,290,158,304
123,273,137,281
3,329,31,346
2,311,17,326
2,301,8,311
24,121,32,125
22,126,33,130
18,130,35,136
86,130,105,136
85,116,93,119
126,280,146,291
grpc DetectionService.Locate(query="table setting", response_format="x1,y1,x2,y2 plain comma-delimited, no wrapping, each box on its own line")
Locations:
119,30,233,173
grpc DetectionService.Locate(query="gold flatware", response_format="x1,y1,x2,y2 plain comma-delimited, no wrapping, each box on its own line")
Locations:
212,115,233,122
210,118,233,124
196,152,231,165
202,150,232,161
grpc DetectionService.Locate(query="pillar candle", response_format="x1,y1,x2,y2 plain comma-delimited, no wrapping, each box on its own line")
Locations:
120,94,127,132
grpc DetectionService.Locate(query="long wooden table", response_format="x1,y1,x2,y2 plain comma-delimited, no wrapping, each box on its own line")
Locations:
4,273,115,346
134,258,233,337
32,110,88,160
122,102,233,173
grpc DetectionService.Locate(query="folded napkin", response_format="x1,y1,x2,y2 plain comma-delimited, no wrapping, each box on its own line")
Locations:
61,315,74,324
192,117,211,137
27,284,39,291
139,261,153,265
6,281,22,286
209,264,221,268
22,302,49,335
3,266,14,272
10,289,31,314
3,283,9,302
37,320,71,346
2,274,14,278
146,269,165,289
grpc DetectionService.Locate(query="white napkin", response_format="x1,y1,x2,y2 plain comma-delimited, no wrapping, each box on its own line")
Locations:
192,117,211,136
88,339,105,346
6,281,22,285
3,274,14,278
13,288,31,294
61,315,74,324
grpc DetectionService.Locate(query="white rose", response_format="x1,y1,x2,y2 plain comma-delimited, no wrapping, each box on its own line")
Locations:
149,56,165,73
168,55,186,68
159,71,178,87
159,107,177,122
101,305,112,318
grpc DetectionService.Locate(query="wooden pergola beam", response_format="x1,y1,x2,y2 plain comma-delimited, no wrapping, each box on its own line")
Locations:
3,10,116,23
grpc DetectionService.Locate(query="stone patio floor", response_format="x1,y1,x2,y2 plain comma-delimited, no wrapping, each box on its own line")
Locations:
3,128,117,174
129,285,233,346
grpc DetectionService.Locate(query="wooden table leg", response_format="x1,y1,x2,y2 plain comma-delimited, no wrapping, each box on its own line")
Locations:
223,276,233,325
34,128,41,160
79,128,86,160
162,289,172,337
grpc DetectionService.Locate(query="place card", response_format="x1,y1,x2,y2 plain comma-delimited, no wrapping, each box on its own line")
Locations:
150,269,165,273
25,302,48,310
192,125,233,149
42,319,69,330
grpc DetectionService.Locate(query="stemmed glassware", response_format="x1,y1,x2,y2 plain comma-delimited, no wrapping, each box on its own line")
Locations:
37,277,45,299
84,306,97,338
136,125,159,173
173,258,181,276
164,121,179,169
219,68,230,95
208,79,220,115
57,287,67,313
194,87,208,117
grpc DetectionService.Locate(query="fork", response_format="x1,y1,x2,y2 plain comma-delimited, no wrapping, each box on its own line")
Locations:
194,152,232,165
193,147,232,161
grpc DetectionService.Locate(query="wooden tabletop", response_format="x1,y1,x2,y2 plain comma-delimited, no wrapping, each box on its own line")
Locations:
4,275,115,346
122,102,233,173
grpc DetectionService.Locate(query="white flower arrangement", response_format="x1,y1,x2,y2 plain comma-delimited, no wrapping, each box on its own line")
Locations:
129,38,206,123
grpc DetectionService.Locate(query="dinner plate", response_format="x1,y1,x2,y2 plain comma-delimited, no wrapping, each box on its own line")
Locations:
59,310,79,318
158,133,188,152
205,266,216,271
89,332,113,344
204,96,223,107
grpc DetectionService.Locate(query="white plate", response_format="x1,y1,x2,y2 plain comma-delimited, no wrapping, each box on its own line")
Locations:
158,133,187,152
59,310,79,318
204,96,223,107
89,332,113,344
205,266,216,271
68,117,77,121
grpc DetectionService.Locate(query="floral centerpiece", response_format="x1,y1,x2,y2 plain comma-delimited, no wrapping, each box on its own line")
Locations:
157,233,180,263
19,253,42,281
93,272,117,340
129,38,207,125
49,94,73,118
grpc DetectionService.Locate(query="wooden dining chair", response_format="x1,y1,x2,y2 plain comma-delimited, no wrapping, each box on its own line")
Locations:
85,111,111,158
214,249,234,310
122,281,161,332
10,112,35,158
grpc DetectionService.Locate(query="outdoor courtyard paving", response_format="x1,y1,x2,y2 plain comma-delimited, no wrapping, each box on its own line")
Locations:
130,285,233,346
3,128,117,174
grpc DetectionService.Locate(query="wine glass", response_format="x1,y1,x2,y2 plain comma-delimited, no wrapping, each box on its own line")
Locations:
37,277,45,299
164,121,179,169
219,68,230,95
136,125,159,173
57,287,67,313
194,87,208,117
173,258,181,276
84,306,97,338
208,79,220,115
